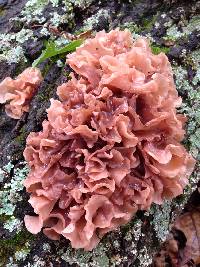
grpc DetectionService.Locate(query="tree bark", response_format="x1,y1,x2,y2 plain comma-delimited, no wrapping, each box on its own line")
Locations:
0,0,199,266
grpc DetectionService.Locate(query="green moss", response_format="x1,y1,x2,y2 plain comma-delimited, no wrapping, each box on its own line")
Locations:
41,61,53,77
0,214,11,223
15,134,26,144
0,230,34,267
37,84,54,102
15,61,30,77
141,14,158,31
151,44,170,55
121,217,139,234
2,231,33,247
0,7,6,16
15,126,28,145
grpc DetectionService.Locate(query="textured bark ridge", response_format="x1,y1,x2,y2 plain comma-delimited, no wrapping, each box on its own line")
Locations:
0,0,200,266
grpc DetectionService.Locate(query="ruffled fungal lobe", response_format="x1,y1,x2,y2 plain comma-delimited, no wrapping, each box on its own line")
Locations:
0,67,43,119
23,29,195,250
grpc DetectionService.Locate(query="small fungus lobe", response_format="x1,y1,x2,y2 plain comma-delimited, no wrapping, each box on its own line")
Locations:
0,67,43,119
23,29,195,250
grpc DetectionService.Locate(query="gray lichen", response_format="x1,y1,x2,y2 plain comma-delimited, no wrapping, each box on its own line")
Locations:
0,0,75,64
83,9,110,31
164,15,200,41
137,246,152,267
0,161,29,230
25,255,46,267
4,217,22,233
173,65,200,161
1,0,200,266
14,243,31,262
60,243,110,267
150,202,172,242
0,29,35,64
20,0,48,23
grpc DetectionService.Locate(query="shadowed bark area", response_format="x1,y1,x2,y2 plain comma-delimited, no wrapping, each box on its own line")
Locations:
0,0,199,266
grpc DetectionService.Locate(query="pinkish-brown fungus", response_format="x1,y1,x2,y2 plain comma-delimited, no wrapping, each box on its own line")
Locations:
0,67,43,119
23,29,195,250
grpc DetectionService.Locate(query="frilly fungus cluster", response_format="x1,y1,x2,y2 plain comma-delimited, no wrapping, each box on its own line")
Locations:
0,68,42,119
23,29,195,250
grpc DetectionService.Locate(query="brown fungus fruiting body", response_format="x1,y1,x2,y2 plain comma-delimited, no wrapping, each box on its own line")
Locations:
23,29,195,250
0,67,43,119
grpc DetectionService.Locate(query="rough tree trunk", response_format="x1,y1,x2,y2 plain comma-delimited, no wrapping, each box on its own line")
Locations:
0,0,199,266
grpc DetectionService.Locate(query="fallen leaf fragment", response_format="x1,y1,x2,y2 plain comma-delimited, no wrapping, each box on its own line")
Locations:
154,209,200,267
174,210,200,265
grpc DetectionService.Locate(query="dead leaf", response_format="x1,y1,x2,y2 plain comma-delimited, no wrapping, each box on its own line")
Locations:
154,209,200,267
48,25,93,41
76,30,93,39
154,234,180,267
174,209,200,265
61,30,93,40
164,40,175,47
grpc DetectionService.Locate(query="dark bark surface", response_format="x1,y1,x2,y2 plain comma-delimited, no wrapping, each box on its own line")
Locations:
0,1,199,266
